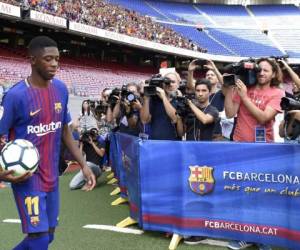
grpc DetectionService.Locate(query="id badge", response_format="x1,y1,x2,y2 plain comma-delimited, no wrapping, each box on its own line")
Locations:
255,126,266,143
139,133,149,140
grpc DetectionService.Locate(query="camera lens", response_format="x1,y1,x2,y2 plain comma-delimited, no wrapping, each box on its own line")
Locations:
127,93,135,102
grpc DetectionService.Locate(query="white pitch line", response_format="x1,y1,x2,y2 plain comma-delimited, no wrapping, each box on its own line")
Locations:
3,220,228,247
83,224,144,235
3,219,21,224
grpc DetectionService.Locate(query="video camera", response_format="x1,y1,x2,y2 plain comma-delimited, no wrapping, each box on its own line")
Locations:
280,97,300,111
223,59,261,87
144,74,172,96
174,93,195,119
107,87,121,108
280,97,300,140
80,128,98,144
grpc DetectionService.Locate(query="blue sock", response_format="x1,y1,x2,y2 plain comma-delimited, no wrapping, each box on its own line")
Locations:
27,235,49,250
13,237,28,250
48,233,54,244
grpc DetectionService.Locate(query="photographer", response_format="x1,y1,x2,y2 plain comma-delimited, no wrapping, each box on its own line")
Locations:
184,79,219,141
278,59,300,90
224,58,284,144
101,88,112,103
225,58,284,250
279,110,300,142
187,59,224,109
187,59,227,140
78,100,98,132
140,72,183,140
69,128,105,190
275,60,300,142
109,83,143,136
278,95,300,142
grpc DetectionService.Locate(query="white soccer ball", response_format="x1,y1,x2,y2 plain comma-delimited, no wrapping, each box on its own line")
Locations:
0,139,39,176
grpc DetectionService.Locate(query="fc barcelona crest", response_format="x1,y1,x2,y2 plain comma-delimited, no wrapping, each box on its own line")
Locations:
54,102,62,114
189,166,215,195
30,216,40,226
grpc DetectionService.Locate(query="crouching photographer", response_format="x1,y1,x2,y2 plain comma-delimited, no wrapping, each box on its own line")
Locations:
140,72,183,140
69,128,105,190
279,96,300,141
107,83,142,136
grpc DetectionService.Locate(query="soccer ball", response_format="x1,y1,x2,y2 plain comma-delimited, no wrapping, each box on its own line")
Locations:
0,139,39,176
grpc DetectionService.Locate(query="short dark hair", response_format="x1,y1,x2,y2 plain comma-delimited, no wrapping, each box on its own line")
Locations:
195,78,212,92
28,36,57,55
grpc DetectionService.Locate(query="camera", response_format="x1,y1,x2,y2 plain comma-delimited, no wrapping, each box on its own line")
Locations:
94,100,109,119
223,59,261,87
107,87,121,108
80,128,98,144
174,95,195,118
88,100,96,109
144,74,171,96
120,86,138,103
194,59,206,66
280,97,300,140
280,97,300,111
270,55,289,67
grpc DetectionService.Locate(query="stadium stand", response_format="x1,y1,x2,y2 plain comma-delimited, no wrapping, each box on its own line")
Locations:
249,4,300,29
17,0,202,51
271,29,300,58
169,24,234,56
2,0,300,58
107,0,168,21
141,1,197,23
0,0,19,6
195,4,257,28
0,47,151,97
207,28,284,57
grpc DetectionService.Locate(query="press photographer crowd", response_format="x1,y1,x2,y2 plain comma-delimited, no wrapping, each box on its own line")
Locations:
62,56,300,250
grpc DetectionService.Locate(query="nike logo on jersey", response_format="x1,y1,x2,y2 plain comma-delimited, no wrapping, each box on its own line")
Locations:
30,109,41,116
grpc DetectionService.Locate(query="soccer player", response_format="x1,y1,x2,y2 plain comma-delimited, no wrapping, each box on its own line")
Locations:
0,36,96,250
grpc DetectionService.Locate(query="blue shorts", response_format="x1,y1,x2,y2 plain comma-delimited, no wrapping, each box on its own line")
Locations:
12,185,59,234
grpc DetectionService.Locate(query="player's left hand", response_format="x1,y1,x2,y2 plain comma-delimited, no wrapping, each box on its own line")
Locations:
82,165,96,191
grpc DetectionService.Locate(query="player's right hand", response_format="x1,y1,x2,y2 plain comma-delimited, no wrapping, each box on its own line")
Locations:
0,169,31,183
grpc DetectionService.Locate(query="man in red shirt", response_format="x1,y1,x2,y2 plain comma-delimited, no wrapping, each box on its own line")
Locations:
225,58,284,143
224,58,284,250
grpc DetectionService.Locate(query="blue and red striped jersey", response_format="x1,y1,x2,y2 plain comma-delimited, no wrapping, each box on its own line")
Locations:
0,78,71,191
